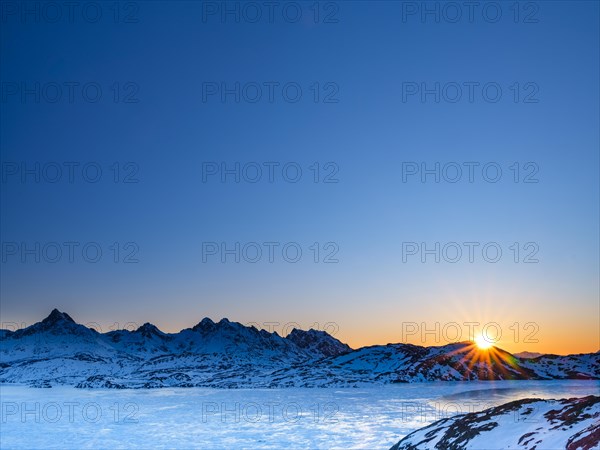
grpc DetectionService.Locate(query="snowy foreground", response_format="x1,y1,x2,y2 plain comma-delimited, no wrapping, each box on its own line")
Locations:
1,381,598,449
391,395,599,449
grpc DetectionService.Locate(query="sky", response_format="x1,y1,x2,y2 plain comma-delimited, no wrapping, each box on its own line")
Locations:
1,1,598,355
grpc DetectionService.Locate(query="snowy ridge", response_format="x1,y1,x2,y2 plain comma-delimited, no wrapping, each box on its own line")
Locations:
390,395,600,450
1,310,598,388
514,351,544,359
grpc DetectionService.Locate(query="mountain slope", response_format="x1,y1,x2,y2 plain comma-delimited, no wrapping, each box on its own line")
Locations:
390,395,600,450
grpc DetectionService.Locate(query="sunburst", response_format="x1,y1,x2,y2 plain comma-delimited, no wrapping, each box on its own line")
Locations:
445,342,521,380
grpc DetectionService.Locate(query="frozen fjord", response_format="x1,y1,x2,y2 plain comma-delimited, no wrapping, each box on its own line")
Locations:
1,380,599,449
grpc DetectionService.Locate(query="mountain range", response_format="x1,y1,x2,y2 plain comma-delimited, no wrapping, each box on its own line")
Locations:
1,309,598,388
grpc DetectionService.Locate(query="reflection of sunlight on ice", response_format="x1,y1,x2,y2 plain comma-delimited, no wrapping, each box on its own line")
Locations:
155,405,180,411
1,381,598,449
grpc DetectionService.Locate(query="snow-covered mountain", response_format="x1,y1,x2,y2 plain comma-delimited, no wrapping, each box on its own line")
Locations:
274,343,599,387
390,395,600,449
1,310,598,388
519,352,600,381
0,309,350,388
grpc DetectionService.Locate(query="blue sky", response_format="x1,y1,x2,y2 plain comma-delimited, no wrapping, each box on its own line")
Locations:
1,1,598,353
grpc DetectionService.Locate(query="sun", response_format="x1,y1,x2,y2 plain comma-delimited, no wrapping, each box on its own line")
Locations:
474,334,493,350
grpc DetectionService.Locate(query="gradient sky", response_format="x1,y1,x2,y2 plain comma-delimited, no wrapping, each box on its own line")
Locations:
1,1,598,355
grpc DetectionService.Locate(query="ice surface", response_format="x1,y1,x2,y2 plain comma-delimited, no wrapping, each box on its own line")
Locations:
1,380,598,449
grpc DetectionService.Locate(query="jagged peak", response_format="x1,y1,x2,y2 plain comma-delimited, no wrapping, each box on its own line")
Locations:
135,323,163,337
287,327,341,341
191,317,216,332
289,328,327,337
287,327,352,357
42,309,76,325
191,317,247,333
259,328,277,338
11,308,87,338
